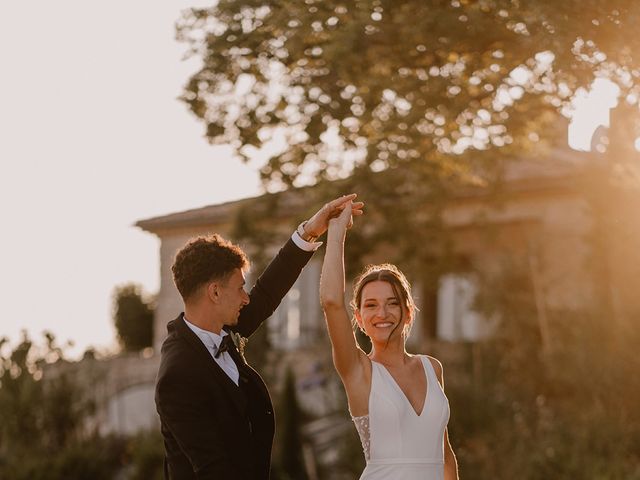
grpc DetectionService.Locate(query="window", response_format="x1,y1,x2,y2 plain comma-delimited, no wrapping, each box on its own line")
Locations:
437,274,492,342
268,260,322,350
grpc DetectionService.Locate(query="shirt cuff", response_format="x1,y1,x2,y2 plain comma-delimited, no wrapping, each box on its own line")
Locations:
291,231,323,252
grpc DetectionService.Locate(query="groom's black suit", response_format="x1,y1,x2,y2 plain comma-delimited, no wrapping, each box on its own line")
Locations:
155,238,313,480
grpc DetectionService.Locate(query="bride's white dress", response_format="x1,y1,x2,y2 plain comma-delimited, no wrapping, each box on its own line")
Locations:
352,355,450,480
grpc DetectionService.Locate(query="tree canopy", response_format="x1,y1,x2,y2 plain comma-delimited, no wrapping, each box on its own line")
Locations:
112,284,154,352
178,0,640,190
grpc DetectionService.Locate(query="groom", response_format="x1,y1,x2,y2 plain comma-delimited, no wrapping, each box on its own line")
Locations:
155,194,363,480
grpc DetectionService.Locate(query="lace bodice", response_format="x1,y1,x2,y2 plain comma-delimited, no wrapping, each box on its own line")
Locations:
352,414,371,460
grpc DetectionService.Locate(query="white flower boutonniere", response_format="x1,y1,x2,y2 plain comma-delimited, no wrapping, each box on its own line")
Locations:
230,332,248,362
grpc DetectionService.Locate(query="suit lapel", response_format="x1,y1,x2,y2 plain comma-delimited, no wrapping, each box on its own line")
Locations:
173,315,248,415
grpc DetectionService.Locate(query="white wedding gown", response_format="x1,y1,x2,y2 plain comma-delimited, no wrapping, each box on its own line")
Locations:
352,355,450,480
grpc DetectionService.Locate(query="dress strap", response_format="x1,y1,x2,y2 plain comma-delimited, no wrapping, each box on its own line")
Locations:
420,355,436,381
367,458,444,466
420,355,447,397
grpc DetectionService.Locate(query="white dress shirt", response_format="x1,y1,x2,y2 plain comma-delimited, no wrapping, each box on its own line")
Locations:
291,229,323,251
183,232,321,385
184,316,241,385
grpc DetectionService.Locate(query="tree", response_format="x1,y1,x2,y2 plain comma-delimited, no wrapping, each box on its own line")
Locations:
177,0,640,285
112,284,154,352
177,0,639,189
0,332,125,480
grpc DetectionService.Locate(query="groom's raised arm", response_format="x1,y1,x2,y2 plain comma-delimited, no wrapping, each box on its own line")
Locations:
234,238,314,338
233,194,364,338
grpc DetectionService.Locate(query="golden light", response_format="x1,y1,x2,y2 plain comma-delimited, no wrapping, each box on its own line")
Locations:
568,78,620,151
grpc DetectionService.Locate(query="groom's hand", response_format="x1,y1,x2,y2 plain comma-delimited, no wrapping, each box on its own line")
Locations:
303,194,364,239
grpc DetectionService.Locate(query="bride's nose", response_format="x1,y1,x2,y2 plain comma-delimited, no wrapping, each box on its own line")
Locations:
374,304,388,318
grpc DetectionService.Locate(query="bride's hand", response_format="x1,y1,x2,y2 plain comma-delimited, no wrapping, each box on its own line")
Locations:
329,200,354,231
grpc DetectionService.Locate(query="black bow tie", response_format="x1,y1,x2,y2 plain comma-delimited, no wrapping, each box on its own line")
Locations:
215,334,235,359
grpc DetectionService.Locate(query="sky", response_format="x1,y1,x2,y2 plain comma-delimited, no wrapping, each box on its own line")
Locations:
0,1,617,358
0,1,262,357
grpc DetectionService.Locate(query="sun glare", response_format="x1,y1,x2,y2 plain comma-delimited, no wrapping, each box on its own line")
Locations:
568,78,620,151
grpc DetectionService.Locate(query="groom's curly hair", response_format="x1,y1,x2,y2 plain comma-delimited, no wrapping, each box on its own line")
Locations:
172,234,249,302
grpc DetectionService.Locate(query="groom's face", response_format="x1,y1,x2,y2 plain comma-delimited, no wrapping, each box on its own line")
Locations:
219,268,250,325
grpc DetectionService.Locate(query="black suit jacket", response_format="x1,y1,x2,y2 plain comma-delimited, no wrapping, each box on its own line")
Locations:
155,238,313,480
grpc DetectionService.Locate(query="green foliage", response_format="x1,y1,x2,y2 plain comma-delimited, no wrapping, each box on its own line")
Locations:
0,332,121,479
112,283,155,352
178,0,640,290
0,334,42,454
0,333,91,456
273,367,309,480
2,434,127,480
0,333,167,479
445,261,640,479
125,430,165,480
41,369,95,449
178,0,639,189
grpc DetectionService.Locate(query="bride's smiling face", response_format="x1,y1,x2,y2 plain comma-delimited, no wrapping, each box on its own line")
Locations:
356,280,411,342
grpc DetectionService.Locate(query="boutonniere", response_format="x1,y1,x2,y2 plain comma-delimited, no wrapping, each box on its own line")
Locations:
230,332,248,362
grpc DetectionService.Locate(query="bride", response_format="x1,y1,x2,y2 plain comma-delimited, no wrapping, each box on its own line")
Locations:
320,200,459,480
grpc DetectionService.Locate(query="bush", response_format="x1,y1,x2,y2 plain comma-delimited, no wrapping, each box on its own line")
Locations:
125,429,165,480
446,263,640,479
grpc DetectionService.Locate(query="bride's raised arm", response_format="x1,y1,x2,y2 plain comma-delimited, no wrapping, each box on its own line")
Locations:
320,201,366,381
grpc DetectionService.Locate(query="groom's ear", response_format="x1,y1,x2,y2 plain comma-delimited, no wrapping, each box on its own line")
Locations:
206,282,221,303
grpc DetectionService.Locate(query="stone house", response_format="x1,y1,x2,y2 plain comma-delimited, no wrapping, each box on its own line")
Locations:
138,148,639,358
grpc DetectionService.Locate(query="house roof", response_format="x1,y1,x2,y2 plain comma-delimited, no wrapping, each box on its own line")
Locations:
136,187,312,233
136,148,594,234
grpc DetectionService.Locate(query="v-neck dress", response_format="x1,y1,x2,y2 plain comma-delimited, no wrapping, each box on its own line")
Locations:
352,355,450,480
